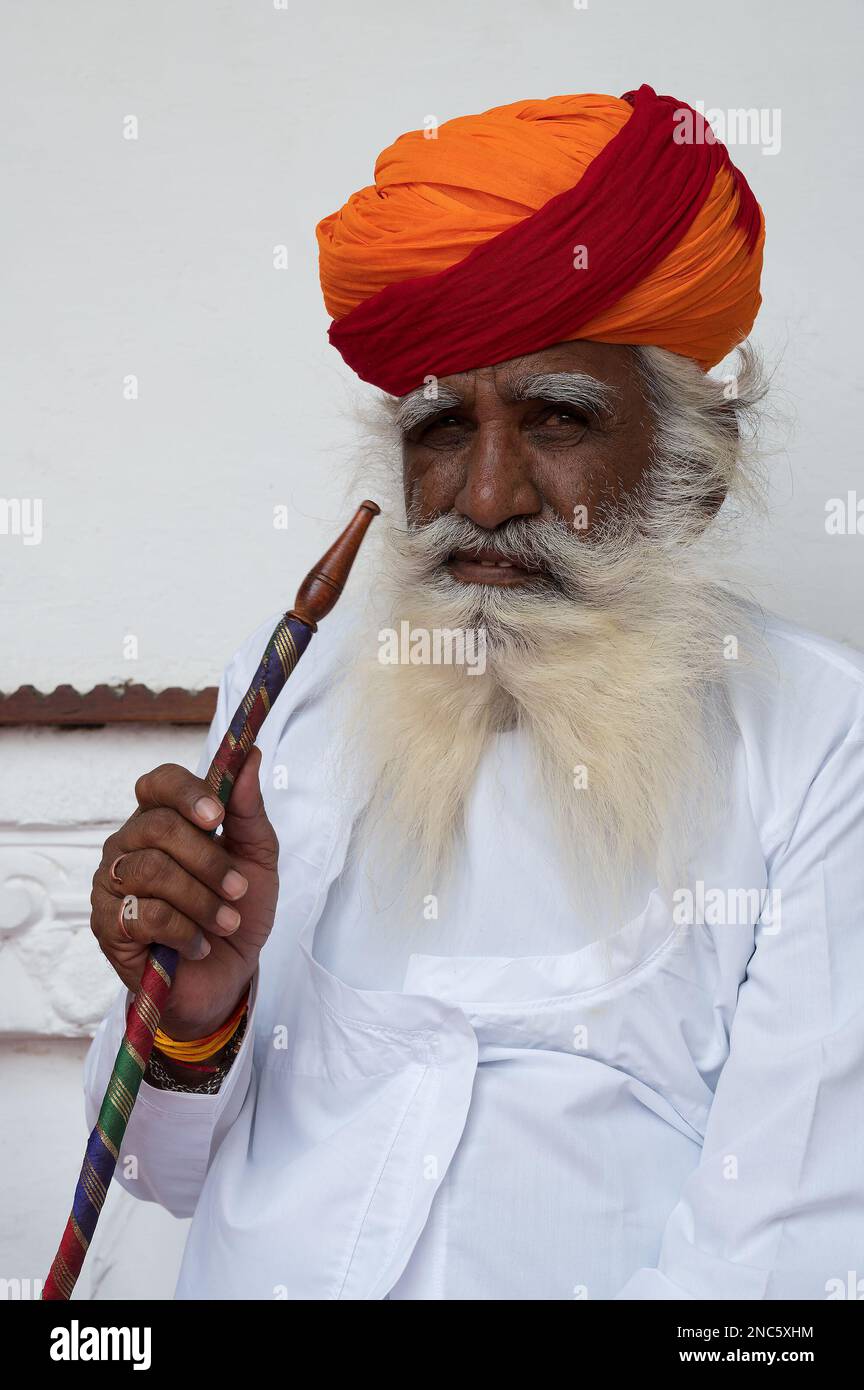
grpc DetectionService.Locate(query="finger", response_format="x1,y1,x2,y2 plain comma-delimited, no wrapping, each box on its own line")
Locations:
102,848,242,937
103,810,248,902
223,747,265,820
222,749,279,867
134,763,225,832
92,883,211,961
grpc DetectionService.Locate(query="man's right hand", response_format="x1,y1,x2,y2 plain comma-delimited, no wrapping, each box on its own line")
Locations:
90,749,278,1040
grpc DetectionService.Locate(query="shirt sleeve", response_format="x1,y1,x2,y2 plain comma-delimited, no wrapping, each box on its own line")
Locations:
81,642,264,1220
83,973,258,1219
616,716,864,1300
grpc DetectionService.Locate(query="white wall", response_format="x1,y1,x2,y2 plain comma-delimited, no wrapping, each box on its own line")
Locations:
3,0,864,694
1,0,862,1300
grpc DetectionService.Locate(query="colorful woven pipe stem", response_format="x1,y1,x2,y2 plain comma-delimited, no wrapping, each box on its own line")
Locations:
41,944,176,1301
205,616,312,804
43,613,313,1301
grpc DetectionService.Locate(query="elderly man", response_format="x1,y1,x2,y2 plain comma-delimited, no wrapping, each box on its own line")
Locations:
85,85,864,1300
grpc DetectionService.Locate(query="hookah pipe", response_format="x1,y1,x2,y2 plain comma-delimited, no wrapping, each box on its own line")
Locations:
43,500,380,1301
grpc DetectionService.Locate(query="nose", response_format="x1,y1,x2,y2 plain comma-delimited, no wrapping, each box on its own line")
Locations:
452,421,543,530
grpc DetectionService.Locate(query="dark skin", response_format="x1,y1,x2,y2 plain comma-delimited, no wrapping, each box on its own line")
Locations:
89,341,658,1044
401,340,656,582
90,750,278,1050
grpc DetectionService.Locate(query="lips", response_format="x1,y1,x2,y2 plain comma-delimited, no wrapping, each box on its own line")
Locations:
446,546,542,586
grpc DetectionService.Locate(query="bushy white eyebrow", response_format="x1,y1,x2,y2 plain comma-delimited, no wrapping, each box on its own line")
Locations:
394,384,464,434
511,371,619,416
392,369,617,436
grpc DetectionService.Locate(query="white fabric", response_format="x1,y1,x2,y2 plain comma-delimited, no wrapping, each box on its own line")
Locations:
313,728,657,989
84,604,864,1300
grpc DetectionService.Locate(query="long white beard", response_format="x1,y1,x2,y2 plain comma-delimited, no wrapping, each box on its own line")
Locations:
337,482,761,926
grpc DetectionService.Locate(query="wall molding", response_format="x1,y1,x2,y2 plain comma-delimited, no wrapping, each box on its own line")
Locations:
0,825,121,1037
0,684,217,726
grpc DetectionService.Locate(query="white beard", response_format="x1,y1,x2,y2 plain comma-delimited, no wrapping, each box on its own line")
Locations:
337,493,761,926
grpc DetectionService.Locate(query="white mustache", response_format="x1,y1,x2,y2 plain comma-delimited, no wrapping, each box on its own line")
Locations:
405,514,588,590
399,509,652,607
411,514,571,566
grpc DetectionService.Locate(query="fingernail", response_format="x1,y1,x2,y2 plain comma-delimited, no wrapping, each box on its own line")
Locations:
196,935,211,959
221,870,248,900
216,905,241,932
194,796,223,823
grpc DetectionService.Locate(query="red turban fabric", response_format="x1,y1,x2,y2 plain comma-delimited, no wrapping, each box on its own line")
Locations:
317,84,765,395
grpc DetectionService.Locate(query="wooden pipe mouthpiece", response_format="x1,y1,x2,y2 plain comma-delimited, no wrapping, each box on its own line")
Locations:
289,500,380,629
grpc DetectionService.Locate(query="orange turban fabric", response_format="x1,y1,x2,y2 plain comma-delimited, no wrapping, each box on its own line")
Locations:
317,85,765,394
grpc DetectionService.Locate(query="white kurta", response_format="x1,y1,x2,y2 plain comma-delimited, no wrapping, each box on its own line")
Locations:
84,604,864,1300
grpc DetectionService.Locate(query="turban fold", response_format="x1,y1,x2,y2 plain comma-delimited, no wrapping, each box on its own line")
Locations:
317,85,765,394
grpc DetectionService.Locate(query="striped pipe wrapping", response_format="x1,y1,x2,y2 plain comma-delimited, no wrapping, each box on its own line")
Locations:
42,613,313,1300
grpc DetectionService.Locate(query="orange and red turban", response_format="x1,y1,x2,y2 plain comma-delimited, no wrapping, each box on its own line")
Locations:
316,85,765,396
